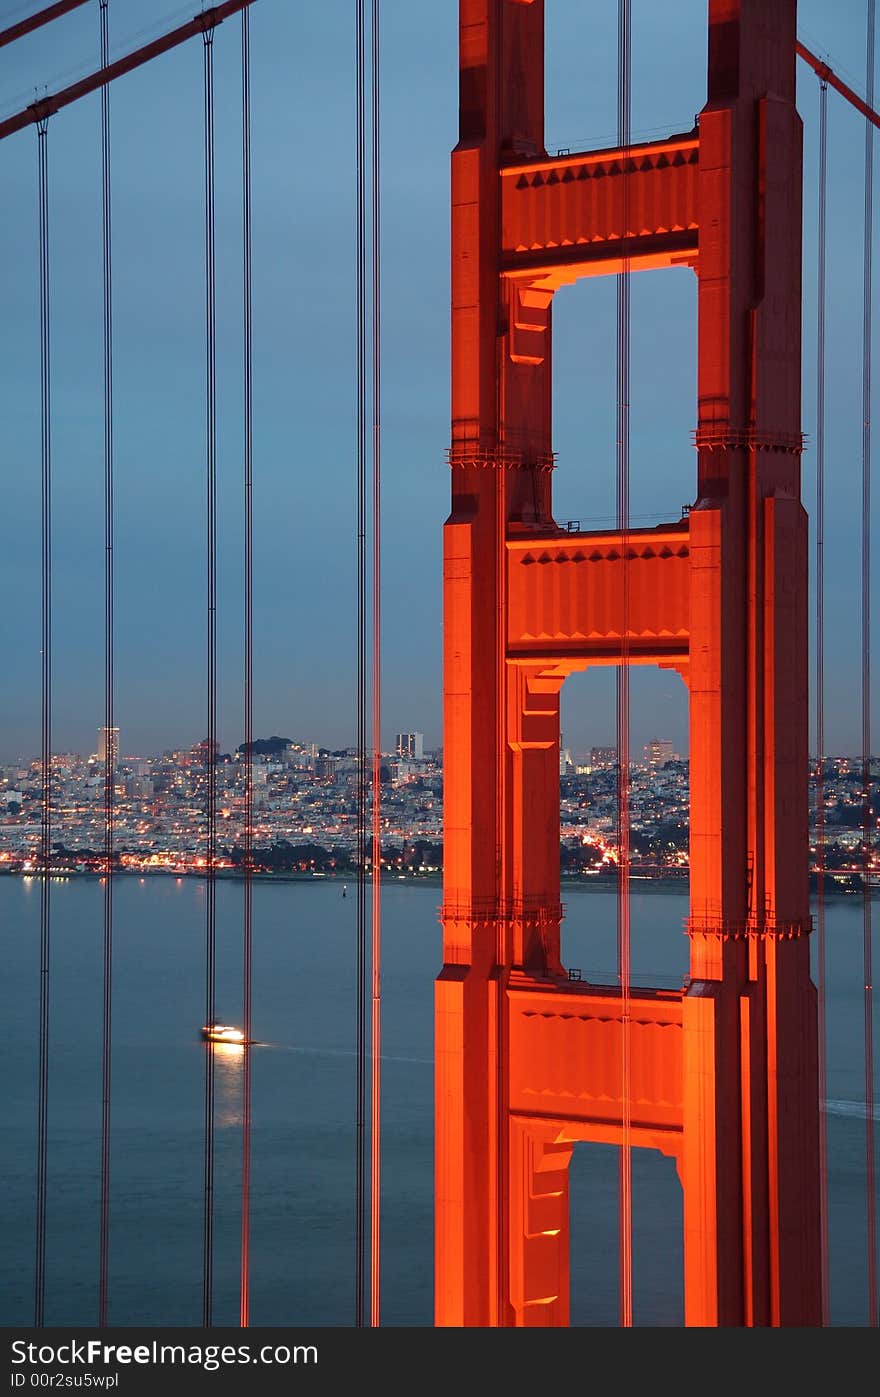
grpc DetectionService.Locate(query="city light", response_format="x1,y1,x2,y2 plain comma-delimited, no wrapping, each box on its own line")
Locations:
0,740,873,889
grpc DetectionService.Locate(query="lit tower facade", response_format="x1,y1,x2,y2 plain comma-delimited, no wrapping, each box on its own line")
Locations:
436,0,821,1326
97,726,119,770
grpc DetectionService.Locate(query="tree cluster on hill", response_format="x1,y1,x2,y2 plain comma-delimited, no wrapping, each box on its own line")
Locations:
236,736,293,757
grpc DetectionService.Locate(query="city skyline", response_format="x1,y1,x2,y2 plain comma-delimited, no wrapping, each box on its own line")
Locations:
2,736,873,885
4,719,879,767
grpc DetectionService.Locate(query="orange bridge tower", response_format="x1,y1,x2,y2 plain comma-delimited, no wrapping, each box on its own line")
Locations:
436,0,822,1326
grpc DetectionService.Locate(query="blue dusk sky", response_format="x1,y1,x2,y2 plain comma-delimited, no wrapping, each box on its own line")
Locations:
0,0,877,762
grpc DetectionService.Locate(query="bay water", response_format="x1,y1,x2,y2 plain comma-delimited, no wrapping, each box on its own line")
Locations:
0,877,876,1326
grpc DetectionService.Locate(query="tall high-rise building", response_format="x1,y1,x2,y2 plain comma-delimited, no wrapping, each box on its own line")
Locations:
644,737,675,769
97,726,119,769
558,730,573,777
396,732,424,761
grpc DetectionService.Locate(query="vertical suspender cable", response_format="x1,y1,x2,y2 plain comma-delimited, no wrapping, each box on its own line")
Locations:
98,0,114,1329
34,114,51,1331
815,75,830,1327
202,20,217,1329
369,0,382,1330
239,3,253,1330
355,0,368,1329
862,0,878,1330
615,0,633,1331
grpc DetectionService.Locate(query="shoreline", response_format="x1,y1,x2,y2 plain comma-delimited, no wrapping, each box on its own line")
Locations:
1,867,875,898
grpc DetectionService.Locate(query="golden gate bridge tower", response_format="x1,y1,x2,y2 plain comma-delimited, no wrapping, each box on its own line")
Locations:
436,0,823,1326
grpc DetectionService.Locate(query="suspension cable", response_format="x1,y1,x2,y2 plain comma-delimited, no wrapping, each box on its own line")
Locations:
797,40,880,130
615,0,633,1332
201,19,218,1330
862,0,878,1331
98,0,114,1330
0,0,90,50
239,3,253,1332
34,112,52,1332
815,74,830,1328
369,0,382,1331
355,0,368,1329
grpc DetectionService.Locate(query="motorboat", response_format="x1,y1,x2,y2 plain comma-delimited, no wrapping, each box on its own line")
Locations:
201,1024,246,1044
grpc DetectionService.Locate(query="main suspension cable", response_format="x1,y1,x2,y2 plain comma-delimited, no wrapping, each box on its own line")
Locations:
201,20,218,1330
0,0,90,50
369,0,382,1331
98,0,114,1330
355,0,368,1329
862,0,878,1330
815,74,830,1327
34,113,52,1332
615,0,633,1332
239,3,253,1332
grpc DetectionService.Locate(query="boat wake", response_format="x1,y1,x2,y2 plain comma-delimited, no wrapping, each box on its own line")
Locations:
822,1098,880,1122
258,1042,433,1067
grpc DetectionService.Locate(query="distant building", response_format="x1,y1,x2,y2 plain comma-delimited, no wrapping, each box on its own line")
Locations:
52,753,80,772
589,746,617,772
645,738,675,769
396,732,424,762
191,737,219,765
97,726,119,769
125,776,153,798
392,759,420,784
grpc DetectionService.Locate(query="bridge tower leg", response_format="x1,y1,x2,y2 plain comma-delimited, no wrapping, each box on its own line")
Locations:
684,0,821,1326
436,0,822,1327
436,0,554,1327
